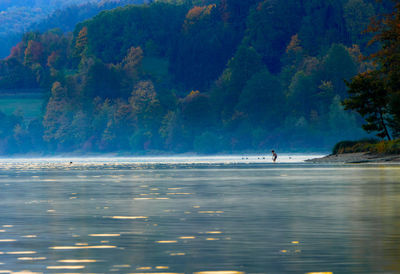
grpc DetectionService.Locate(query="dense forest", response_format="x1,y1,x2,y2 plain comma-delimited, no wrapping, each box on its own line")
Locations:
0,0,145,58
0,0,394,154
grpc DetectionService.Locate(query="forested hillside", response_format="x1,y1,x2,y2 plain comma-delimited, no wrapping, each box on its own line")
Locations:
0,0,392,154
0,0,145,58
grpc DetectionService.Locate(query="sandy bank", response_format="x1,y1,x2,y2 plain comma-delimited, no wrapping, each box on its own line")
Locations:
306,152,400,164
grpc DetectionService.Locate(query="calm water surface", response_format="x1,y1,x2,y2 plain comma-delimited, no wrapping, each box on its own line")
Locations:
0,156,399,274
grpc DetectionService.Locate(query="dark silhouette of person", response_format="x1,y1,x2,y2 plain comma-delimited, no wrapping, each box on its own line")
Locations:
272,150,277,162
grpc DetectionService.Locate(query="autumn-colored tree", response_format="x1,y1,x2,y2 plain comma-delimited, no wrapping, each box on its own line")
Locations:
24,40,44,66
43,82,71,144
74,26,89,57
345,1,400,139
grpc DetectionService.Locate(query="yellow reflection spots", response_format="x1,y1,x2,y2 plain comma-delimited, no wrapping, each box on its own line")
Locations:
193,206,200,208
100,241,109,243
0,239,16,242
10,271,42,274
295,250,301,253
132,273,182,274
156,266,169,269
89,234,120,237
113,264,131,268
170,253,185,256
194,272,244,274
206,238,219,241
2,225,13,228
206,231,222,234
150,188,159,191
110,216,148,220
18,257,46,261
22,235,37,238
49,245,116,250
0,230,5,233
43,179,57,182
58,260,97,263
75,243,88,246
6,251,36,254
137,267,152,270
47,210,56,213
0,271,11,273
156,241,177,244
280,250,288,253
69,197,77,199
198,211,224,214
292,241,299,244
306,273,333,274
46,266,85,269
179,236,196,239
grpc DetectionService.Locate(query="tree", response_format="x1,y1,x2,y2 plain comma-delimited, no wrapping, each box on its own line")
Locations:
345,1,400,139
343,71,391,140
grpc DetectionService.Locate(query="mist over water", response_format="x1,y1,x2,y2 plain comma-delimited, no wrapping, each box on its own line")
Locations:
0,157,399,273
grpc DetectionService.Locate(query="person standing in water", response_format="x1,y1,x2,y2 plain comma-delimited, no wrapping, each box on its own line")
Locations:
271,150,277,162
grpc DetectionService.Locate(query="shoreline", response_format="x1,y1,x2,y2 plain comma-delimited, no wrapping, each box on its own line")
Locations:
306,152,400,164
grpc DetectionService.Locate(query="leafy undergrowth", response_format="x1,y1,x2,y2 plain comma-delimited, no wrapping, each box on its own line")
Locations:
333,139,400,155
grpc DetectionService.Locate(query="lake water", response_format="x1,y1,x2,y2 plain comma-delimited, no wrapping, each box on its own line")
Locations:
0,156,399,274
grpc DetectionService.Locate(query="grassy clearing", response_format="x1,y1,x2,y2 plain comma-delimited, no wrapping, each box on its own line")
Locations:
0,98,43,119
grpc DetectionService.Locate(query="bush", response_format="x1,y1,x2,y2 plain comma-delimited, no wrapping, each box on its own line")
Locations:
332,138,378,154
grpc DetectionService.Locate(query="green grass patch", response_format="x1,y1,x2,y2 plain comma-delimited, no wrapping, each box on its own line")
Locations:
0,97,43,119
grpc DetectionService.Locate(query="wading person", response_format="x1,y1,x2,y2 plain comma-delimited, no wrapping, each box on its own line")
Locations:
272,150,277,162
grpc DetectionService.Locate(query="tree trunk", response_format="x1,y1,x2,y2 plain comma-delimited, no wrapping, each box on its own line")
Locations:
379,110,392,141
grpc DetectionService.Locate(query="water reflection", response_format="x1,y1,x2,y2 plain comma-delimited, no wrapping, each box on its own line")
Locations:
0,159,399,273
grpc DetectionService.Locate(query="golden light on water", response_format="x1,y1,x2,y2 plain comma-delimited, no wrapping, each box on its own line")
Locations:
113,264,131,268
49,245,117,250
46,266,85,269
179,236,196,239
109,216,148,219
156,240,178,243
18,257,46,261
194,272,245,274
57,260,97,263
6,251,36,254
0,239,16,242
156,266,170,269
206,231,222,234
89,234,120,237
21,235,37,238
136,267,152,270
130,273,182,274
306,272,333,274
